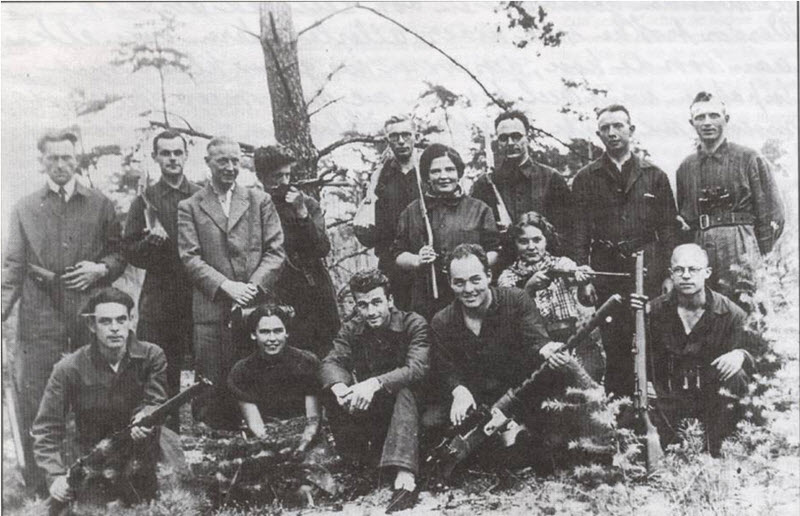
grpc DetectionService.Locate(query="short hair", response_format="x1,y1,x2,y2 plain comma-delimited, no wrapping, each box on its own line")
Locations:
37,128,78,154
152,130,188,155
246,303,296,334
690,91,727,114
384,115,415,132
510,211,561,255
447,243,490,275
81,287,135,316
671,243,710,267
349,269,391,296
253,145,296,182
206,136,239,154
419,143,465,182
596,104,631,123
494,110,530,132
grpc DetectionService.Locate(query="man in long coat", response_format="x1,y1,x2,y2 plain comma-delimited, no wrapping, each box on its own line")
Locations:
675,91,784,302
2,128,125,494
178,136,285,429
572,104,678,398
123,130,200,431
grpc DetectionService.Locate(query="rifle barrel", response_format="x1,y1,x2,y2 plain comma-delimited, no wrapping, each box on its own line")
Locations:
549,268,631,279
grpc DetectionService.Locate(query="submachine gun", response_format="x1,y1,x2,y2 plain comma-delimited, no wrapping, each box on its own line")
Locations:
427,294,623,481
48,378,213,516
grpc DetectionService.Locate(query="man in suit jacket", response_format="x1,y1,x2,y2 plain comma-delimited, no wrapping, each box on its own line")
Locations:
2,128,126,495
178,136,285,429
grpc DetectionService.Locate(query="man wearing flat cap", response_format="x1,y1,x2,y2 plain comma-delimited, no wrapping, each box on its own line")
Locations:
2,128,126,495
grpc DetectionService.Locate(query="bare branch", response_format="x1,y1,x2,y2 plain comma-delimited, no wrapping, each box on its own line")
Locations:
355,4,510,111
317,135,380,160
297,5,357,37
307,63,346,107
148,121,255,153
234,25,260,40
308,96,344,118
531,126,569,148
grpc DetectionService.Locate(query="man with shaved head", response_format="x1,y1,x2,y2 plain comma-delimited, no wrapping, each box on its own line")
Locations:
178,136,285,428
632,243,759,455
676,92,784,303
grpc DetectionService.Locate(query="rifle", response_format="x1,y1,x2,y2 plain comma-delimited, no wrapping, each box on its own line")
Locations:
48,378,213,516
633,251,664,476
427,294,623,480
548,268,632,279
483,123,513,232
413,164,439,299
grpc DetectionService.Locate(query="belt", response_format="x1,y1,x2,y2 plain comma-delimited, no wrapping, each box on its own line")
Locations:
593,231,658,257
691,212,755,231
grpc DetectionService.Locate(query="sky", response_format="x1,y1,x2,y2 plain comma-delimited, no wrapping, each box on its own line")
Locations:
2,2,797,224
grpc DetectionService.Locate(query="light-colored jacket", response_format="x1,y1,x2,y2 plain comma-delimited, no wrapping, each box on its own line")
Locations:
177,184,285,324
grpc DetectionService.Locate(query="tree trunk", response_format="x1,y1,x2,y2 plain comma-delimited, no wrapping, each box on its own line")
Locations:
259,2,317,180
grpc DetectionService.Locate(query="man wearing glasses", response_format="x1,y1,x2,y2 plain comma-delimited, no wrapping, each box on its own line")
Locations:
572,104,678,398
364,115,421,309
470,110,572,255
123,130,200,432
631,244,757,456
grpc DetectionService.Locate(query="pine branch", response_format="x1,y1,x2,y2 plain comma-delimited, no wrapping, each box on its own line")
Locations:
308,96,344,118
147,121,255,153
317,135,381,160
306,63,346,107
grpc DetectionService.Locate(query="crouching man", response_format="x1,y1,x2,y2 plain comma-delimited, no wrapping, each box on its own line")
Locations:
632,243,758,456
32,287,168,508
320,269,430,512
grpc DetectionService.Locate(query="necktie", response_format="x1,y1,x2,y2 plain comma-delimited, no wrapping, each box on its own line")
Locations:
58,186,67,204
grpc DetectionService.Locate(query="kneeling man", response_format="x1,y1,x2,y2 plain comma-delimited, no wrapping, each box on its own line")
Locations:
320,269,430,511
32,287,167,507
638,243,758,456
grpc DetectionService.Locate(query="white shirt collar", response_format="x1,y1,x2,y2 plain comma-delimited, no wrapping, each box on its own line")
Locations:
47,175,77,201
211,183,235,217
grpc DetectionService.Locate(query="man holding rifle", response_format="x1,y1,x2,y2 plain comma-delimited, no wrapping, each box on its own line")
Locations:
2,128,126,495
123,130,200,432
631,244,758,456
32,287,167,507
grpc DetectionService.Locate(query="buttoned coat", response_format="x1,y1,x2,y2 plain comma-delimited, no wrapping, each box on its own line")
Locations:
177,184,285,324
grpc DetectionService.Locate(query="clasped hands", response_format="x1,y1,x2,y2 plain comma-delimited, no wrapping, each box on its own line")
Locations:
221,280,259,306
62,261,107,291
331,378,382,413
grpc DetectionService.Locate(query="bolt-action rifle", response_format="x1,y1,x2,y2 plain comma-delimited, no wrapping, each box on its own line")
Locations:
427,294,623,480
48,378,213,516
633,251,664,476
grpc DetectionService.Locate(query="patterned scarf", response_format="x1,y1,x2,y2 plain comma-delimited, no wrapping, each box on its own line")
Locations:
498,253,578,322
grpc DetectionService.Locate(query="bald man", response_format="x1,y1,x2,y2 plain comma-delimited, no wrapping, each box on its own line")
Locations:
632,243,758,456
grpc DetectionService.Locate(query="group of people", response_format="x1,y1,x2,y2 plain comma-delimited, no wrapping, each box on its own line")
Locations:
1,90,782,511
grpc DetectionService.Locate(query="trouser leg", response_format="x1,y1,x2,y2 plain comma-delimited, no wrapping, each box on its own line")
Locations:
137,318,185,432
192,322,241,429
599,304,634,398
379,387,420,475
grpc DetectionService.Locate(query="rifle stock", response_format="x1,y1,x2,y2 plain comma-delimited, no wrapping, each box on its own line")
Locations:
429,295,622,480
633,251,664,475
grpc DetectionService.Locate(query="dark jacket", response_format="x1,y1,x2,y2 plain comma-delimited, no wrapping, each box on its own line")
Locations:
471,158,573,252
320,307,430,394
123,176,201,323
271,192,340,356
372,157,421,267
648,288,756,397
31,334,167,484
431,287,550,405
572,153,678,297
391,192,500,320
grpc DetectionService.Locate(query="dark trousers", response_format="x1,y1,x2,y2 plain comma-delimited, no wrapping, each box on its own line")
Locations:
191,322,245,429
651,370,749,456
324,386,420,475
599,302,635,398
137,317,190,432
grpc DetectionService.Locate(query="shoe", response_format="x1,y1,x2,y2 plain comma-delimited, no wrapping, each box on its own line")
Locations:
385,487,419,513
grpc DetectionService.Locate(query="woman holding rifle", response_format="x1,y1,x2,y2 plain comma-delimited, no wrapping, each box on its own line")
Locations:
392,144,500,320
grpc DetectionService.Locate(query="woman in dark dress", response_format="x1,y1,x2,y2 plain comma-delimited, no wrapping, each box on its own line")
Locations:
392,144,500,320
227,303,320,451
253,145,341,357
